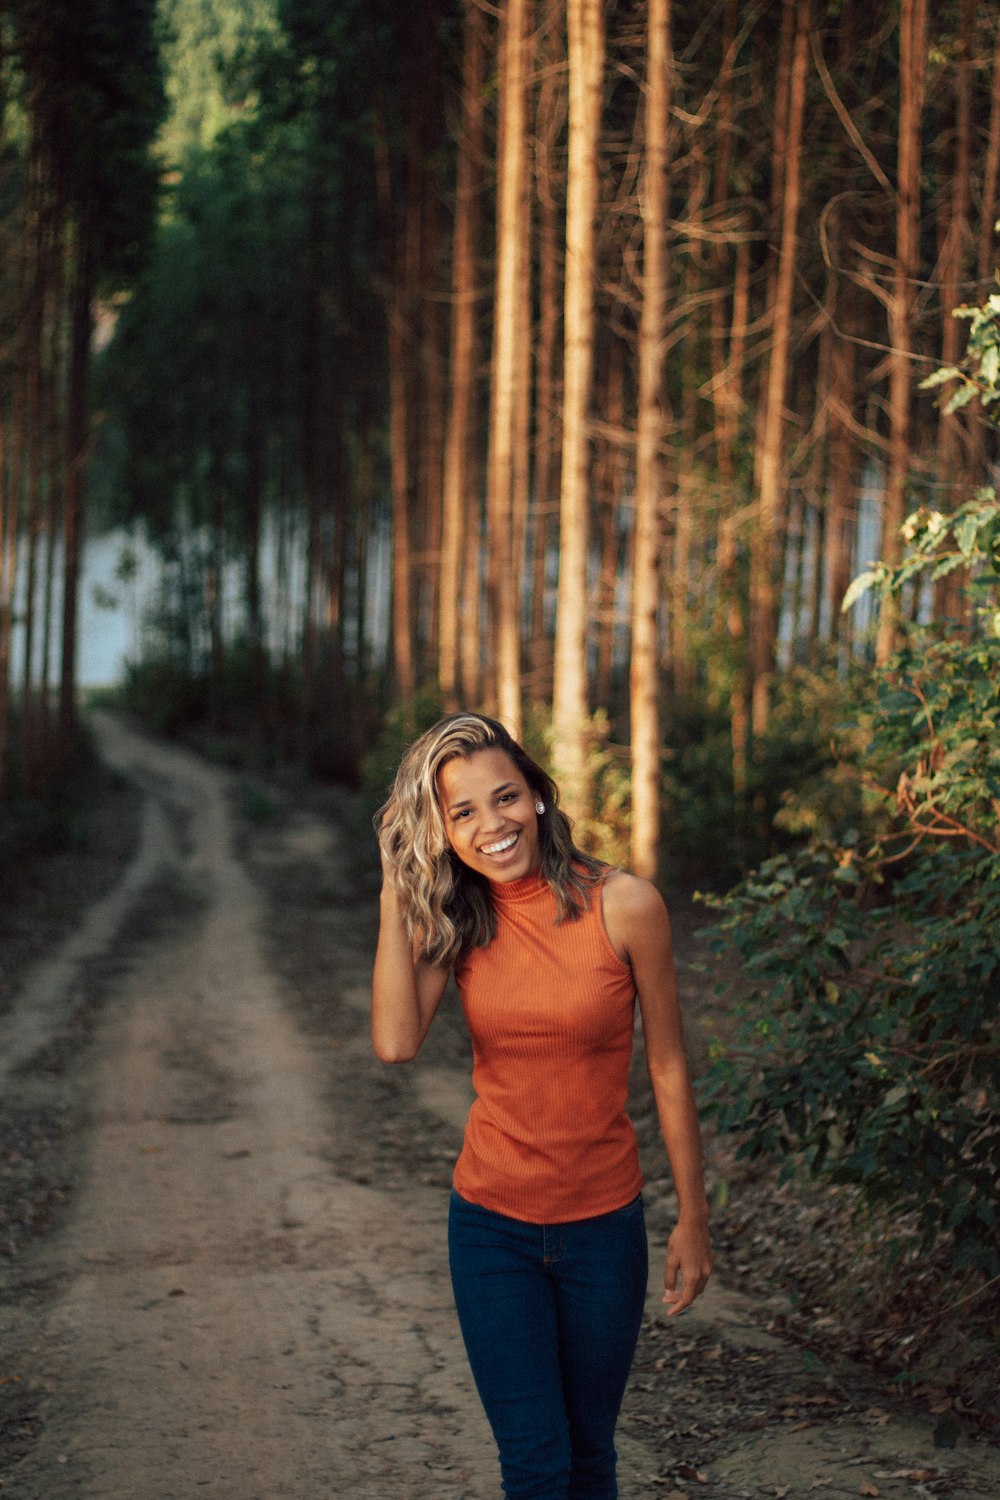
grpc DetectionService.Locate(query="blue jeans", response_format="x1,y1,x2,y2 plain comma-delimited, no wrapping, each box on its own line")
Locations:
448,1189,648,1500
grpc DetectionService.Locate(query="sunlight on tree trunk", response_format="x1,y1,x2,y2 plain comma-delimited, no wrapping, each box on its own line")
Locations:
630,0,671,880
552,0,603,818
750,0,807,739
488,0,532,736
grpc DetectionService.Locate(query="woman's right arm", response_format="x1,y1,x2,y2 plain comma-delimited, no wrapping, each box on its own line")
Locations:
371,881,450,1063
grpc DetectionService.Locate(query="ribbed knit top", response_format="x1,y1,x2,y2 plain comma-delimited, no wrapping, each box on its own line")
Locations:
452,870,642,1223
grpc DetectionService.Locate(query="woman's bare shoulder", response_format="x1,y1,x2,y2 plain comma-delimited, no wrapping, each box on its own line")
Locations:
603,868,668,917
601,869,670,959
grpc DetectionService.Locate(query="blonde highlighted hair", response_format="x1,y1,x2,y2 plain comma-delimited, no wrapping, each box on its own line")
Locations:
376,713,605,967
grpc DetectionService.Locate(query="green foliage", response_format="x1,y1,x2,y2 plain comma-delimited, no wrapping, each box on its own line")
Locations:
116,652,210,738
920,291,1000,423
544,710,633,868
704,484,1000,1279
156,0,280,165
657,668,865,879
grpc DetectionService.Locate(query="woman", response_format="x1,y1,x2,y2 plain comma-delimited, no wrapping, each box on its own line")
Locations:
372,712,712,1500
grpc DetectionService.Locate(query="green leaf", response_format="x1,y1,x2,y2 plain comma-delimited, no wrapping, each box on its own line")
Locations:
945,382,978,412
919,366,961,390
841,569,882,612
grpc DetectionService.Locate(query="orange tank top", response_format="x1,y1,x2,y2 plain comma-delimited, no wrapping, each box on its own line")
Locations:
452,870,643,1222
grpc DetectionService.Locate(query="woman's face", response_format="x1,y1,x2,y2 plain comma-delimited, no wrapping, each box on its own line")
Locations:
436,748,542,883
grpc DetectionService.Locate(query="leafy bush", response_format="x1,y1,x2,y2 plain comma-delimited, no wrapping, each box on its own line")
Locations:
703,492,1000,1279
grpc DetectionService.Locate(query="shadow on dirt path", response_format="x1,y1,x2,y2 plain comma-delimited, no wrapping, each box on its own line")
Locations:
0,713,997,1499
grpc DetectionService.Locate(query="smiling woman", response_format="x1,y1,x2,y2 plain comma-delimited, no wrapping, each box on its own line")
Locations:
371,712,712,1500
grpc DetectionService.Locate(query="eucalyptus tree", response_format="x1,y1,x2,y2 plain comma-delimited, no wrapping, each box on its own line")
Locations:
629,0,672,880
551,0,604,819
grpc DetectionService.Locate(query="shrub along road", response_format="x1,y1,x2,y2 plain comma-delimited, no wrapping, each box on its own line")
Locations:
0,713,997,1498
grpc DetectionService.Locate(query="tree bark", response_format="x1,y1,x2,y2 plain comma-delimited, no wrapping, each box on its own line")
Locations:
937,0,973,480
552,0,603,818
59,217,94,756
749,0,808,738
629,0,671,878
527,3,565,704
978,20,1000,296
487,0,533,736
708,0,739,482
439,0,486,710
876,0,928,664
374,96,417,701
594,339,624,712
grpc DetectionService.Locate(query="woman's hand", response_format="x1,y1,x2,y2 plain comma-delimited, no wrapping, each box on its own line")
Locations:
662,1215,713,1316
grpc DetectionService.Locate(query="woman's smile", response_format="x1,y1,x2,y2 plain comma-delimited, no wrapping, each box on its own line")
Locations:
481,830,519,856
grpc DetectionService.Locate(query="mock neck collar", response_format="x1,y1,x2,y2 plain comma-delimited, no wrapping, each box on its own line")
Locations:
488,868,547,904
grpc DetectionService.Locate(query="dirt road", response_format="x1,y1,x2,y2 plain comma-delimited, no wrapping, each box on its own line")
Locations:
1,715,997,1499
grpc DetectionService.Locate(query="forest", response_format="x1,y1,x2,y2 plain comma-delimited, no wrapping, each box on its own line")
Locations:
0,0,998,1341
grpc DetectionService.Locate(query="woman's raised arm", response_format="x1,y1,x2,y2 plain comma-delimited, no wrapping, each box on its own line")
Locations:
371,879,450,1063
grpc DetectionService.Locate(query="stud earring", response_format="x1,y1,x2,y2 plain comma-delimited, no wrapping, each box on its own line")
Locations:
535,801,545,815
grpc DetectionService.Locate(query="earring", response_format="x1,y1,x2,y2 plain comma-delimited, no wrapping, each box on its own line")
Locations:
535,801,545,815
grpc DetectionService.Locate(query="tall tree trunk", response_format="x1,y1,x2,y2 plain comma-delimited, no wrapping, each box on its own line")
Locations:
244,408,265,739
0,392,14,800
21,152,47,778
300,194,324,726
439,0,486,710
876,0,927,664
552,0,603,817
671,378,696,699
374,99,417,702
708,0,739,482
979,22,1000,295
630,0,671,878
487,0,532,735
719,512,749,806
59,217,94,756
594,338,624,712
38,200,65,765
937,0,973,479
749,0,808,738
934,0,974,624
1,135,35,792
825,282,860,650
971,18,1000,486
528,3,566,704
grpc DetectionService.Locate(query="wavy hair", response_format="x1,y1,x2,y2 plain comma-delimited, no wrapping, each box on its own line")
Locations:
376,713,606,967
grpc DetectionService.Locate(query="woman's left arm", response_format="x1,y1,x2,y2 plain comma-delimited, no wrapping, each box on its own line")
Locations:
604,873,713,1316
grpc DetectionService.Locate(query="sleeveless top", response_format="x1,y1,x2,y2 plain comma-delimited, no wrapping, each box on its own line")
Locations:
452,870,643,1222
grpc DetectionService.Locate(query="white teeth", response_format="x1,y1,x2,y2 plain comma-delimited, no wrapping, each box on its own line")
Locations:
482,832,518,856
